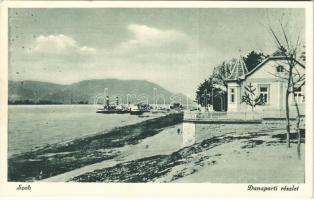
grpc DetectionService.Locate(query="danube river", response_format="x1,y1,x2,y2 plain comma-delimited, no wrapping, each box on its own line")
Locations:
8,105,160,157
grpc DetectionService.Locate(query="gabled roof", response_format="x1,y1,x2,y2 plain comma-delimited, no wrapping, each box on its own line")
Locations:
245,56,305,79
226,55,305,83
226,56,248,81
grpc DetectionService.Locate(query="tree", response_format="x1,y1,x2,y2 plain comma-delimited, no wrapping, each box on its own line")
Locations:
211,59,236,88
241,83,265,111
268,14,305,155
210,59,236,110
196,64,231,110
195,78,213,107
243,51,267,72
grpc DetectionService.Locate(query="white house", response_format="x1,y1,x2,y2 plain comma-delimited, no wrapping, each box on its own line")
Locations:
226,55,305,117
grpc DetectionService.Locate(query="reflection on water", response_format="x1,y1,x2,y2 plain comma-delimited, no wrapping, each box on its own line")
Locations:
182,122,195,147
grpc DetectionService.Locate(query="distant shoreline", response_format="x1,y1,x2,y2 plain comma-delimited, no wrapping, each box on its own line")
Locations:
9,101,89,105
8,104,96,106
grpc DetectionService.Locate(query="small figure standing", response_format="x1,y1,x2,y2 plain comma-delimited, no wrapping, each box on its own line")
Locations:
177,128,181,135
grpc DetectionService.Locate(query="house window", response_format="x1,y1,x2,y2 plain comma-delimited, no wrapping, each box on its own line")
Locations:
230,88,235,103
276,65,284,73
259,86,269,104
294,87,304,103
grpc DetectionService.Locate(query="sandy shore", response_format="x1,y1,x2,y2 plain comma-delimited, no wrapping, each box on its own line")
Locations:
69,123,305,183
8,113,184,182
41,123,184,182
9,112,305,183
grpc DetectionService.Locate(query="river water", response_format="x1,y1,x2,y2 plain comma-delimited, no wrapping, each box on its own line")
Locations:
8,105,161,157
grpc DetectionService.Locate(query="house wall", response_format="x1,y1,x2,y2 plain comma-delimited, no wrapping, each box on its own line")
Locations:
227,82,241,112
227,59,305,115
241,79,284,112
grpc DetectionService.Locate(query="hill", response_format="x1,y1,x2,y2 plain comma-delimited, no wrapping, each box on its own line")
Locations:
8,79,191,105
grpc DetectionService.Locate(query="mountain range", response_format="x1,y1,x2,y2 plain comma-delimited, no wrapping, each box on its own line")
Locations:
9,79,192,105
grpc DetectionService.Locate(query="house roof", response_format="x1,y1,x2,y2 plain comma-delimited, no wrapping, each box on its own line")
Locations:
245,56,305,79
226,55,305,82
226,56,248,81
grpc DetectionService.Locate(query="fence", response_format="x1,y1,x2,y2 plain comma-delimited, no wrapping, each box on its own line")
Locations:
184,112,261,121
184,109,303,121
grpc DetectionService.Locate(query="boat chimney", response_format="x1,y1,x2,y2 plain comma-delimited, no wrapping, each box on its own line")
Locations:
105,96,109,108
116,96,119,105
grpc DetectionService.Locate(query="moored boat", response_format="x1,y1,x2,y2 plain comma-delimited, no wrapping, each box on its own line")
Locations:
129,103,150,115
96,109,129,114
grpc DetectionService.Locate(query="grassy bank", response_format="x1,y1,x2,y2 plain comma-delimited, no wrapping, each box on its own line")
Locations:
8,113,183,182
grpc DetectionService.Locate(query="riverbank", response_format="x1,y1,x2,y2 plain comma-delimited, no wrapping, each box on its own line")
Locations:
8,112,184,182
70,124,305,183
41,123,184,182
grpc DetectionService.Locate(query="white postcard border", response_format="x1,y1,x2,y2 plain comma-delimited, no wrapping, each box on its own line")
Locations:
0,1,313,197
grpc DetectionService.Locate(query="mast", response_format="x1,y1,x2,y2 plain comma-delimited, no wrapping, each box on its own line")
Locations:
104,88,109,108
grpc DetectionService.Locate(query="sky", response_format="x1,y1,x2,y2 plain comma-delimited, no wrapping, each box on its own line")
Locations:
8,8,305,97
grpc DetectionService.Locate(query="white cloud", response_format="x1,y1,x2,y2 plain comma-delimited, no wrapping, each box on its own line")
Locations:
16,26,203,96
118,24,192,53
30,34,96,55
78,46,97,54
